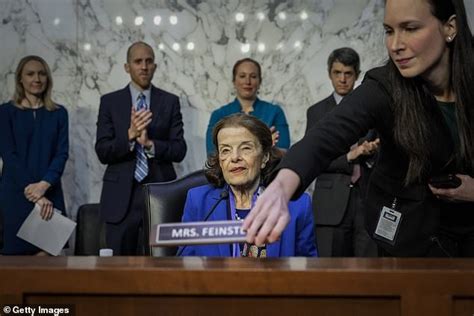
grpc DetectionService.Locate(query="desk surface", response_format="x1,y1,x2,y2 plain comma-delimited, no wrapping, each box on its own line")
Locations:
1,257,473,316
1,256,473,295
1,256,474,270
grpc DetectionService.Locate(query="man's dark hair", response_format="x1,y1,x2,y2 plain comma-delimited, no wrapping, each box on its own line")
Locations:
327,47,360,74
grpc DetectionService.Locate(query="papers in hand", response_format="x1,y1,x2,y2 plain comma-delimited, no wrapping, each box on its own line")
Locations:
17,204,76,256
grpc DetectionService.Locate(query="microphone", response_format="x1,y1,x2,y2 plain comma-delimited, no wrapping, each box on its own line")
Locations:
176,190,229,256
203,190,229,221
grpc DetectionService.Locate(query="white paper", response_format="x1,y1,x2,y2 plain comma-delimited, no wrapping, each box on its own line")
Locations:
17,204,76,256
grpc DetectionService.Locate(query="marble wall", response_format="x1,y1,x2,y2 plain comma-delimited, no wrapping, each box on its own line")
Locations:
0,0,387,217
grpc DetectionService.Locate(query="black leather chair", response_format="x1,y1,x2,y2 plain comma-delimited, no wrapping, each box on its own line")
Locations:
143,169,208,256
74,203,106,255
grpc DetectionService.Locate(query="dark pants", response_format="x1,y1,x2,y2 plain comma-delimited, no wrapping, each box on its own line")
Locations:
378,205,474,257
423,207,474,257
316,184,378,257
425,229,474,257
105,181,145,256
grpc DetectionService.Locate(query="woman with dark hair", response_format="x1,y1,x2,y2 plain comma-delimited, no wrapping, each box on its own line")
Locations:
179,114,316,257
0,55,69,255
244,0,474,257
205,58,290,156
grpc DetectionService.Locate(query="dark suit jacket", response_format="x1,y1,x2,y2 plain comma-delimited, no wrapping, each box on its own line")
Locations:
95,85,187,223
279,65,472,256
305,95,352,226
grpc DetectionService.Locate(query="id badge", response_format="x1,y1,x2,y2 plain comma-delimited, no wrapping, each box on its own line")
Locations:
374,206,402,245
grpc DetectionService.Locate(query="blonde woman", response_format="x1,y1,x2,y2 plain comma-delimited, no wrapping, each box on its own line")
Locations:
0,55,68,255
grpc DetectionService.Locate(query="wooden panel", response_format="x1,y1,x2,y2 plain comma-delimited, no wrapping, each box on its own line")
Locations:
453,297,474,316
0,294,22,305
27,295,400,316
1,257,474,316
401,293,452,316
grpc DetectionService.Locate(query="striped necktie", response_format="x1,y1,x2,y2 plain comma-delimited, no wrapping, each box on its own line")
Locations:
134,93,149,182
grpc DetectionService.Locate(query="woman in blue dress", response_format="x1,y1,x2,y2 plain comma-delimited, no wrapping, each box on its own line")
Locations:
0,55,69,255
206,58,290,156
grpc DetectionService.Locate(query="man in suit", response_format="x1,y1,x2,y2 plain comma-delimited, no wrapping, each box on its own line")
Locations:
95,41,187,255
305,47,378,257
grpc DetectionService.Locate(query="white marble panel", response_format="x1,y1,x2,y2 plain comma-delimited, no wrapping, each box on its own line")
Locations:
0,0,386,217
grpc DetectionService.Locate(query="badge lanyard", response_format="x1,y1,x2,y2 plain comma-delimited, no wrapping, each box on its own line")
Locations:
228,185,263,257
374,197,403,245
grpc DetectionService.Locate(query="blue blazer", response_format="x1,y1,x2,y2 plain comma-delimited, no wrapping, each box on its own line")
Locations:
179,185,318,257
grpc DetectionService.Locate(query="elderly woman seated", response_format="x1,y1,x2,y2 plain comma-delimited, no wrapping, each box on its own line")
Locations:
179,114,317,257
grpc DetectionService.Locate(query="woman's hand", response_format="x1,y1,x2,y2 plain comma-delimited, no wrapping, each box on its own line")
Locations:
36,197,54,220
270,126,280,147
429,174,474,202
242,169,300,245
24,181,50,203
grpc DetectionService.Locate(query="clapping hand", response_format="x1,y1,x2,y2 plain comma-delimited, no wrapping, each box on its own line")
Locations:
347,138,380,161
128,107,152,141
136,127,153,149
270,126,280,147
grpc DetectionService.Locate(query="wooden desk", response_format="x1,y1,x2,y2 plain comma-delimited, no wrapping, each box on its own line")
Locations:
0,257,473,316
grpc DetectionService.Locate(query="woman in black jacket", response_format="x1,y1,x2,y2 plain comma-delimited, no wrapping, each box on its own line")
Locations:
243,0,474,257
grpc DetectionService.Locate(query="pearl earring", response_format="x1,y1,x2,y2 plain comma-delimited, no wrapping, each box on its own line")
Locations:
447,36,453,42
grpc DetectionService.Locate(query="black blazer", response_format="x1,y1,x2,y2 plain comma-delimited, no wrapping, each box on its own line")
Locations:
95,85,187,223
280,65,471,256
305,95,352,226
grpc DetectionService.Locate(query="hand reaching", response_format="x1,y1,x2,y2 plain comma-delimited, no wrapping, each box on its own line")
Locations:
242,169,299,245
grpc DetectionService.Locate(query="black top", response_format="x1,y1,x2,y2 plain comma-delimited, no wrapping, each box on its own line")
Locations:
276,65,473,256
438,101,461,167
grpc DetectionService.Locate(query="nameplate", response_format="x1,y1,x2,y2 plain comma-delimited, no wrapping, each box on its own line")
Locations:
150,221,247,246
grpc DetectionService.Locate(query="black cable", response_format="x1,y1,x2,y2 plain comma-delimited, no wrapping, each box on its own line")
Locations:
176,190,229,256
430,236,452,258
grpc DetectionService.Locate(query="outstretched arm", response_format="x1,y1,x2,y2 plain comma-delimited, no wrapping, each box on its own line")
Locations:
242,168,300,245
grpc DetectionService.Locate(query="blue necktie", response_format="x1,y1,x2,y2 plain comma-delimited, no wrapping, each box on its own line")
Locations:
134,93,149,182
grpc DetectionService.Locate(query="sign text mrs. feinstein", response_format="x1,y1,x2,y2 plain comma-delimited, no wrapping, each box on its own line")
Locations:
151,221,247,246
